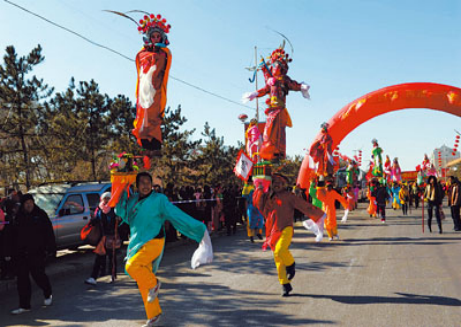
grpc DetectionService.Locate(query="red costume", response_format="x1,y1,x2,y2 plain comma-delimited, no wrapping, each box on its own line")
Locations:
254,188,324,251
243,47,310,161
310,123,334,177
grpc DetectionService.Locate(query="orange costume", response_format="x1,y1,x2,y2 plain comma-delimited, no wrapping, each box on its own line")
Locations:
133,46,172,150
316,187,348,239
367,189,377,217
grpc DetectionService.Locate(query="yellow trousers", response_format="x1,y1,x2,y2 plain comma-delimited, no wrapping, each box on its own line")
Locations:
126,238,165,319
273,226,294,285
326,226,338,238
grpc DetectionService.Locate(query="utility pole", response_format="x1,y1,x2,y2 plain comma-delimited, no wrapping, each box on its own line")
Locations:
255,46,259,122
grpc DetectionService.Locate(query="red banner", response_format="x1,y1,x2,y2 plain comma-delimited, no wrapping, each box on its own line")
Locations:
401,171,418,181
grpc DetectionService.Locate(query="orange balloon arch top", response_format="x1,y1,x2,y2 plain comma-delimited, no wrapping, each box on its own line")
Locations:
298,82,461,188
310,82,461,150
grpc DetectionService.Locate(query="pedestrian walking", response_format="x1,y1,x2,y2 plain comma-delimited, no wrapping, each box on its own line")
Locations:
85,192,120,285
448,176,461,231
423,176,444,233
10,194,56,315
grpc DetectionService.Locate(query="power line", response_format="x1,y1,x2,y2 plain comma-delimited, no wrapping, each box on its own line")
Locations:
3,0,255,111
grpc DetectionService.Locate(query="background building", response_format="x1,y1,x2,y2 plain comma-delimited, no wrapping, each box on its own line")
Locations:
431,145,460,179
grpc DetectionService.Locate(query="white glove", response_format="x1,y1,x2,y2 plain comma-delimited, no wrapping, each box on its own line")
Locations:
242,91,258,103
300,84,311,100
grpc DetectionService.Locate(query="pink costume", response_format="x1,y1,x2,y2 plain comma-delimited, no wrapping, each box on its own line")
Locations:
246,124,262,160
391,158,402,183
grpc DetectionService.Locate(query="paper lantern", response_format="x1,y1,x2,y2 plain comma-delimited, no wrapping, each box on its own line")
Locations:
238,114,248,122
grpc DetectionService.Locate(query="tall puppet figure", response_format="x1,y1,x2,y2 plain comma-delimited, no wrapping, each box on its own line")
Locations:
384,155,392,184
391,158,402,183
245,118,262,160
310,123,334,179
132,13,172,157
371,139,383,178
243,47,310,161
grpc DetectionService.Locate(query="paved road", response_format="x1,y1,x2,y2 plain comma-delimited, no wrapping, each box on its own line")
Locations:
1,204,460,327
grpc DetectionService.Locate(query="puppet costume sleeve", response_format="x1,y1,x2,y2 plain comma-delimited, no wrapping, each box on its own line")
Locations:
132,47,172,148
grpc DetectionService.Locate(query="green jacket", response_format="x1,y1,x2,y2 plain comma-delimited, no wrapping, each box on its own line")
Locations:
116,191,206,274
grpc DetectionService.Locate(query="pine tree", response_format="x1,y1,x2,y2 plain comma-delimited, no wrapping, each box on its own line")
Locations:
0,45,53,188
74,80,112,180
156,105,201,185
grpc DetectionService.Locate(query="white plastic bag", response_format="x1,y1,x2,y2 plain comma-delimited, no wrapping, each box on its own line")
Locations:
191,230,213,269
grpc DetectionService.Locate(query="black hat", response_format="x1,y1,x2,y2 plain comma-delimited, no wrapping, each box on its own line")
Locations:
20,193,34,205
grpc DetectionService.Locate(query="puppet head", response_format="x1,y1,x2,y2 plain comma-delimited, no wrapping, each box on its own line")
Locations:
269,47,291,77
371,138,378,147
138,14,171,47
320,122,329,133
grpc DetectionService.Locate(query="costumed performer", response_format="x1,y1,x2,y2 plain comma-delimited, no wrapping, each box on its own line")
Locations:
384,155,392,184
371,139,383,177
316,181,349,240
345,160,359,187
242,177,264,243
245,118,262,161
391,182,401,210
253,173,325,296
132,13,172,158
421,154,431,177
309,180,323,209
115,172,213,327
367,179,378,218
399,183,409,215
310,123,334,179
242,47,310,161
391,158,402,183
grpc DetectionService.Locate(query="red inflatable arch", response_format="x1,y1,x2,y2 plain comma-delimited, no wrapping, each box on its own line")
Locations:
297,82,461,188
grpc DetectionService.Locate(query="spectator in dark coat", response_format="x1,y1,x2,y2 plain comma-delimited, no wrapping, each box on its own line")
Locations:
448,176,461,231
423,176,444,233
11,193,56,315
375,183,390,222
1,199,17,280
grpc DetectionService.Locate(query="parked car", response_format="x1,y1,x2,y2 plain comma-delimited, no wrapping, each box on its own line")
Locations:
28,182,112,250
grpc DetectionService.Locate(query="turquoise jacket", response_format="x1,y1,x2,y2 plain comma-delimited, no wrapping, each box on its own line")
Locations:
115,191,206,274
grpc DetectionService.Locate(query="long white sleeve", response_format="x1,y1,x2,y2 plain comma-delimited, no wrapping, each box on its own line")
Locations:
191,230,213,269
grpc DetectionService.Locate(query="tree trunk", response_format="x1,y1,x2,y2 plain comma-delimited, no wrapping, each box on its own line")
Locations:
18,103,31,189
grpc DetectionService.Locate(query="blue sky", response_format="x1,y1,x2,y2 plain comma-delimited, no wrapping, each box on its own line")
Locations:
1,0,460,171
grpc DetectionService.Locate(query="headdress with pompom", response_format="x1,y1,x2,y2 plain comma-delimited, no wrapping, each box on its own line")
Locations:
105,10,171,46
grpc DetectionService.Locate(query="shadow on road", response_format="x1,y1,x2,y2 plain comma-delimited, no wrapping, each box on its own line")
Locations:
161,281,336,326
291,292,461,306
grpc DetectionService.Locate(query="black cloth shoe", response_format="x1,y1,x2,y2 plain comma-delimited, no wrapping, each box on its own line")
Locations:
282,283,293,297
250,236,255,243
257,233,263,240
286,262,296,280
